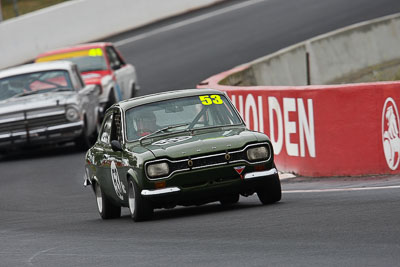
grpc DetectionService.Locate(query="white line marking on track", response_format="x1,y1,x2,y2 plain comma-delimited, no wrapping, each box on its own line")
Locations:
27,247,56,266
115,0,266,47
283,185,400,193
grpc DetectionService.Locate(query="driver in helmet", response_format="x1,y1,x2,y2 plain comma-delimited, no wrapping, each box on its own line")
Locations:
136,111,159,137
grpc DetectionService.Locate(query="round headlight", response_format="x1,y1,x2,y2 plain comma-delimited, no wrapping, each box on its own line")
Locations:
147,162,169,178
66,107,80,122
247,146,269,161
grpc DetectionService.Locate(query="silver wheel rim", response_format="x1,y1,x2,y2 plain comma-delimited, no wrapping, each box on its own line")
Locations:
95,183,103,213
128,181,135,215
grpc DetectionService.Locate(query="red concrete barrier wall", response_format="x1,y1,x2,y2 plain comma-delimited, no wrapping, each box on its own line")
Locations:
198,65,400,177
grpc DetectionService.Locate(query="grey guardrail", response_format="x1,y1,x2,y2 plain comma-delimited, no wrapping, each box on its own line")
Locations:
0,0,224,70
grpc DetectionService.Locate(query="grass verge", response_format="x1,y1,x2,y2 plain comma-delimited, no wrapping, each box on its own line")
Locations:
1,0,68,20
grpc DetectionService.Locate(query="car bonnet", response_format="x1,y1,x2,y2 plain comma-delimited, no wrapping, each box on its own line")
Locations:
0,91,78,115
135,127,260,159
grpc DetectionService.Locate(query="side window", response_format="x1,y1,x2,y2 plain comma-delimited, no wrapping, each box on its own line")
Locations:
106,46,124,70
110,110,123,142
99,114,113,144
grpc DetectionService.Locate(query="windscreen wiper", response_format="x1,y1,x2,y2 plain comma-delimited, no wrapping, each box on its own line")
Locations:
13,87,72,97
139,123,189,144
13,90,43,97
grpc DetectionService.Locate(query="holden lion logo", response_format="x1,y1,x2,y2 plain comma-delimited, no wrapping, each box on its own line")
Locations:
382,97,400,170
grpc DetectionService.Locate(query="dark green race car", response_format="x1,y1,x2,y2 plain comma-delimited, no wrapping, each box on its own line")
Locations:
84,89,281,221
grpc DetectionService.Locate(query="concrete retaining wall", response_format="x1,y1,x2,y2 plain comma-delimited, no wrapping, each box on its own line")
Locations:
0,0,223,70
227,13,400,86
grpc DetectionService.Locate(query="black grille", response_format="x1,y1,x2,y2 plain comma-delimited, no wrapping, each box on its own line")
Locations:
229,151,247,162
169,161,189,173
192,154,227,168
168,151,245,172
0,114,67,133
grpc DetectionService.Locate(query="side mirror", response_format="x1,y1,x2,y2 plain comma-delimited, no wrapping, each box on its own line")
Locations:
111,140,123,152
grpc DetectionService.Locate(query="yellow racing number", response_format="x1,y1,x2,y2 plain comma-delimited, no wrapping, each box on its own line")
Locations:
88,48,103,57
210,95,223,104
199,95,223,105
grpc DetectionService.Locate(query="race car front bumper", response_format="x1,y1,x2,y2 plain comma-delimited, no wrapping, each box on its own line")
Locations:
141,187,181,196
140,168,279,198
243,168,278,180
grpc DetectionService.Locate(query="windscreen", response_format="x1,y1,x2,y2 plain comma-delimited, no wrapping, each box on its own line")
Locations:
125,94,243,141
0,70,73,101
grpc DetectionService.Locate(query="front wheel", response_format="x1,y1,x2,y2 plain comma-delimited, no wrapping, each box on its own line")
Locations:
94,182,121,219
257,175,282,205
128,179,153,222
90,116,102,144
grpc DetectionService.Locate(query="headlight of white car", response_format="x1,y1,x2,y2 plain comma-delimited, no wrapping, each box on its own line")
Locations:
247,146,269,161
66,106,80,122
147,162,169,178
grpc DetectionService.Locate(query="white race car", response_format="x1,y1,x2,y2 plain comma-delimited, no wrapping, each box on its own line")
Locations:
0,61,100,152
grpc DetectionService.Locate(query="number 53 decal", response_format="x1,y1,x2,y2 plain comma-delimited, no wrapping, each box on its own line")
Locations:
199,95,224,105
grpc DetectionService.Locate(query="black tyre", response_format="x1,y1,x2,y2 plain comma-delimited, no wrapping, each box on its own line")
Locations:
75,123,91,151
105,90,117,111
256,175,282,205
128,179,153,222
90,116,102,144
219,194,240,206
94,182,121,219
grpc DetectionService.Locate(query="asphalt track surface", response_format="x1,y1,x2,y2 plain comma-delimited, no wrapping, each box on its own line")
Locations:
1,0,400,266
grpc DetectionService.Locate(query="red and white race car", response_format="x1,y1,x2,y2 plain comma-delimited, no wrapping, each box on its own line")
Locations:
36,42,139,114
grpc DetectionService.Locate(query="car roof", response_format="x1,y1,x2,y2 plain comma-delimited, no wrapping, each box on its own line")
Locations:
36,42,112,59
116,89,226,111
0,61,75,79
